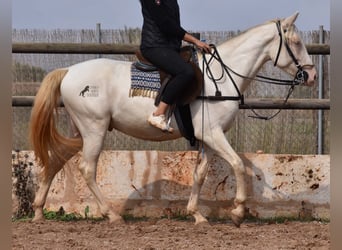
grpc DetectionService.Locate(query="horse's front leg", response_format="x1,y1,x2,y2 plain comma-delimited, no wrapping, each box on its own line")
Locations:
203,128,247,227
186,147,213,224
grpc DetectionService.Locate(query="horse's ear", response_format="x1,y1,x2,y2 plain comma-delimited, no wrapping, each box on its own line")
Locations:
282,12,299,29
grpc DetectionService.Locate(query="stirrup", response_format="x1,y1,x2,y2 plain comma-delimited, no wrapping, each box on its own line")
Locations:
147,113,174,133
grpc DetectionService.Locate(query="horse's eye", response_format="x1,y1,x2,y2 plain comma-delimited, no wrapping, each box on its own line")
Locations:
292,37,301,45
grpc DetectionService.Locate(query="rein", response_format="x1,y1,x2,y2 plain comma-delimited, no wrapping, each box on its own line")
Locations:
199,21,309,120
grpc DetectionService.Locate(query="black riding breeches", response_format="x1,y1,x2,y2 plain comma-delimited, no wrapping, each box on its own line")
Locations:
141,47,195,105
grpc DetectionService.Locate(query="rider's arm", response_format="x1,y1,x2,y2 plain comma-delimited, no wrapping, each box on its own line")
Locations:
142,0,186,40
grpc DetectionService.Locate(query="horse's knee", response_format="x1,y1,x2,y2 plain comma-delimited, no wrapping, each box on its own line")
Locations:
231,158,245,175
193,154,210,185
193,171,206,185
193,164,209,185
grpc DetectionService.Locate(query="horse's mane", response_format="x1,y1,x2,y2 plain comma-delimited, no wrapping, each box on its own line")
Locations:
217,18,297,46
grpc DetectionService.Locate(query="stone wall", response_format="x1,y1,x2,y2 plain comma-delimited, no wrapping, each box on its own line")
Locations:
12,150,330,220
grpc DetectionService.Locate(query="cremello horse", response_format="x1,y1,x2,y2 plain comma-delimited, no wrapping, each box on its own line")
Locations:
30,13,316,227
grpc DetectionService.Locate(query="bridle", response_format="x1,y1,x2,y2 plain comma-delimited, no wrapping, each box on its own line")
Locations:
199,20,313,120
273,20,310,85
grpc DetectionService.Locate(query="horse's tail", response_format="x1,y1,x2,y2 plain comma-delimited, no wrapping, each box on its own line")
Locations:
29,68,83,177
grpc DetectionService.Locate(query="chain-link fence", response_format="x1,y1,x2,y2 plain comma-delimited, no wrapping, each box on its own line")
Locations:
12,28,330,154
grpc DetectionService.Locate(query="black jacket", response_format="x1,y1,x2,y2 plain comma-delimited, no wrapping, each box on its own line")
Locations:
140,0,187,50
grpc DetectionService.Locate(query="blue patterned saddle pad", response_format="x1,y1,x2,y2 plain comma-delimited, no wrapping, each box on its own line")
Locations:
129,64,161,98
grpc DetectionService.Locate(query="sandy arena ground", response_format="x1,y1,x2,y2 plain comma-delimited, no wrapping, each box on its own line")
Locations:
12,219,330,250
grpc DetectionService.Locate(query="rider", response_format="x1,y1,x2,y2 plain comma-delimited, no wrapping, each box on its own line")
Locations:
139,0,211,132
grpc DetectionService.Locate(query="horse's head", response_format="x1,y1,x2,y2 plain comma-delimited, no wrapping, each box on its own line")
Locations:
271,12,317,86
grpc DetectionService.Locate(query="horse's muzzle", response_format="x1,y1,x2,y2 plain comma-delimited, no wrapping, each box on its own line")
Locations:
301,67,317,86
306,68,317,86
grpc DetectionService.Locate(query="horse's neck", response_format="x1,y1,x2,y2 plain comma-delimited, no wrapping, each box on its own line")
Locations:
212,24,275,94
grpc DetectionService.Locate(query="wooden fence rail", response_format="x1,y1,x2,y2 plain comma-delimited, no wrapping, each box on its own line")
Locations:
12,42,330,109
12,43,330,55
12,96,330,110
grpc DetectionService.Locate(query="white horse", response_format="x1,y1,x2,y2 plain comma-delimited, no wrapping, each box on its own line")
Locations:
30,12,316,227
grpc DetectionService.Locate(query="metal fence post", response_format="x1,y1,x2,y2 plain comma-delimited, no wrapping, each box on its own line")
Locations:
317,25,324,154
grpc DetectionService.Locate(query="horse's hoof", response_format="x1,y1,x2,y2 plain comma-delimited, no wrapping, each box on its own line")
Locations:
192,211,208,225
230,213,244,228
31,216,44,223
195,220,211,229
195,219,209,225
230,203,245,227
31,210,45,222
108,215,125,224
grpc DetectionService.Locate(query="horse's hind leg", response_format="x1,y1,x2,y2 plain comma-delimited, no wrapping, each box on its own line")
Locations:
32,118,81,221
186,146,214,224
32,157,64,221
79,132,123,223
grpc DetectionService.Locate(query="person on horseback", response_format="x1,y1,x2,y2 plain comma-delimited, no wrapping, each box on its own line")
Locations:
139,0,211,132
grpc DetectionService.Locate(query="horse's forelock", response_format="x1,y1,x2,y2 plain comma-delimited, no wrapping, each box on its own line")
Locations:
284,24,300,44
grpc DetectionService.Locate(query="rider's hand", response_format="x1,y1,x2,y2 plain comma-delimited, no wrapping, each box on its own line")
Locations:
194,40,212,54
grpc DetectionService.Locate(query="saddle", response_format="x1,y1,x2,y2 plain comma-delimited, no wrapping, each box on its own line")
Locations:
133,46,203,106
133,46,203,146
